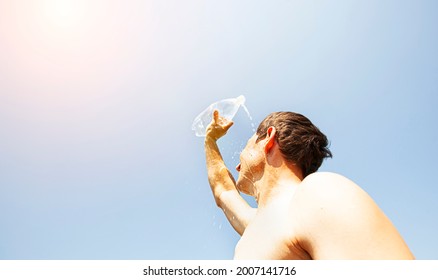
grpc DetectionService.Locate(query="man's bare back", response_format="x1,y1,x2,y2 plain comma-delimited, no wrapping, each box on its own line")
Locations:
204,110,414,259
234,172,414,259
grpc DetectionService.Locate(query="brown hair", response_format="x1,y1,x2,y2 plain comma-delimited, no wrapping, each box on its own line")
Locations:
256,112,332,177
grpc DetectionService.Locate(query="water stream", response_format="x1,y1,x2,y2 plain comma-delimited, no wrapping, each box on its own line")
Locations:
241,103,256,133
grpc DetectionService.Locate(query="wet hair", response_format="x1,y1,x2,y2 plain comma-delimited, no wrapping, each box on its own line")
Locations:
256,112,332,177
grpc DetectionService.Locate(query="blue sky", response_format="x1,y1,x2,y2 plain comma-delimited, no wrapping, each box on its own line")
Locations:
0,0,437,259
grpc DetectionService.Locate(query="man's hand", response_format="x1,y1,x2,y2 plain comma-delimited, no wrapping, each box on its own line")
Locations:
205,110,234,141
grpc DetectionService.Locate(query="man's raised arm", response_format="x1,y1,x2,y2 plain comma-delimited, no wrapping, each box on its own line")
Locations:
204,110,256,236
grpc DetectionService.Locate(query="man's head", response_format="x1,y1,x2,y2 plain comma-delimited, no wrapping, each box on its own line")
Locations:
235,111,332,195
256,111,332,177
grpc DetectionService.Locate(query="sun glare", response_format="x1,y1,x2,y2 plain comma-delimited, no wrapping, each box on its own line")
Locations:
41,0,82,30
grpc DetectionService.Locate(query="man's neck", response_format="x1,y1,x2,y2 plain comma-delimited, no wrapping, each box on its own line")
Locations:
254,165,302,209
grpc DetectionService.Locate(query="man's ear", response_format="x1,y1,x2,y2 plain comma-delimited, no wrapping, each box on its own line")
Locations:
264,126,277,154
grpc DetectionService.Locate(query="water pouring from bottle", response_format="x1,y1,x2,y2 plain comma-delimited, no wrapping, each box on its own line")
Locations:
191,95,255,137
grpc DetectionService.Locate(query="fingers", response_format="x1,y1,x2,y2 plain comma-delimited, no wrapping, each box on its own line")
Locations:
213,110,219,123
206,110,233,140
212,109,233,129
224,120,234,130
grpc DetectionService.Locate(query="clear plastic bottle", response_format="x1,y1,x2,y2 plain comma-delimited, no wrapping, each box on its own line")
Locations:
192,95,246,137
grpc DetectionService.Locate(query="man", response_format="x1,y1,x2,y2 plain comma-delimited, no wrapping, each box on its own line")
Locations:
204,110,414,259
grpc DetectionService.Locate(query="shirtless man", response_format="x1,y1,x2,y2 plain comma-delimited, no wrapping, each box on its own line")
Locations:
204,110,414,259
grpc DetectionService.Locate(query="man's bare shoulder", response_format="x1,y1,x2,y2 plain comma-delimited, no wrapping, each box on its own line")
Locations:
293,172,414,259
301,171,358,189
297,172,366,202
295,172,375,220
